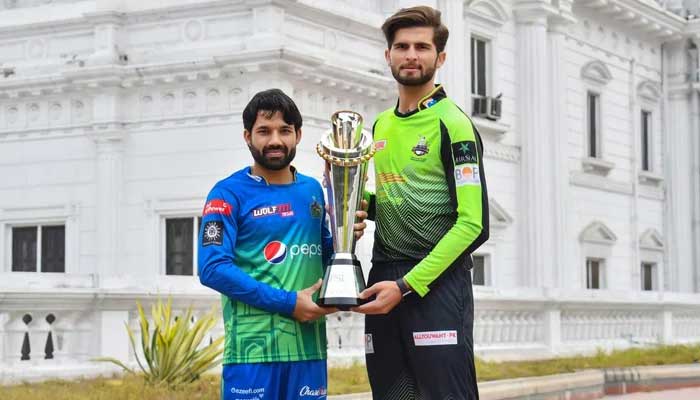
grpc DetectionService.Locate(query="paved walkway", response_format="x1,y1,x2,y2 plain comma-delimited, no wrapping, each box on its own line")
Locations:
602,387,700,399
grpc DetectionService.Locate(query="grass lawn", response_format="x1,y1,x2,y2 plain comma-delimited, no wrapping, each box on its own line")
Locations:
1,344,699,399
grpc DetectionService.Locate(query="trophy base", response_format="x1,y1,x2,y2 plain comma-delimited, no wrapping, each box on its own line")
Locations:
316,296,364,310
317,253,366,311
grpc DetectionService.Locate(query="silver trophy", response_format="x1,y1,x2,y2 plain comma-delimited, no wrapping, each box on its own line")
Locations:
316,111,375,309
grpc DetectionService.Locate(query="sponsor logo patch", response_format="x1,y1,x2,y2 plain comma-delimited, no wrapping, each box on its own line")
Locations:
452,140,478,165
299,385,327,398
413,330,458,346
374,139,387,151
365,334,374,354
264,241,287,264
252,203,294,218
422,97,437,108
202,221,224,246
411,136,430,157
202,199,232,216
263,241,323,264
454,164,480,187
230,386,265,396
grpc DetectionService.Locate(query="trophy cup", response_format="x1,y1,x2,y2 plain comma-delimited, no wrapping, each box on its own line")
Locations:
316,111,375,310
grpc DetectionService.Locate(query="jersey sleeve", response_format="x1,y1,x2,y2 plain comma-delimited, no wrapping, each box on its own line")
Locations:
198,186,297,315
404,117,490,296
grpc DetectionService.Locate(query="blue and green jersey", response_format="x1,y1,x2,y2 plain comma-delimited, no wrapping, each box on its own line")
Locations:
198,167,333,364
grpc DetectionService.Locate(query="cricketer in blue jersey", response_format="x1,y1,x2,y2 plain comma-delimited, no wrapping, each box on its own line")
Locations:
197,89,368,400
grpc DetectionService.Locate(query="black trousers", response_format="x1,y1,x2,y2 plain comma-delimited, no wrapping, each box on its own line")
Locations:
364,260,479,400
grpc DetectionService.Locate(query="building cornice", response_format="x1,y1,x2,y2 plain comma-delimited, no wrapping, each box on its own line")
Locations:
575,0,686,41
0,47,393,101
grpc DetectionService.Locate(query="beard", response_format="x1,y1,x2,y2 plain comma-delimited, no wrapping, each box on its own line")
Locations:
390,61,437,86
248,144,296,171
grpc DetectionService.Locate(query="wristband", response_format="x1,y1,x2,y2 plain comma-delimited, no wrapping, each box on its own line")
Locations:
396,277,413,297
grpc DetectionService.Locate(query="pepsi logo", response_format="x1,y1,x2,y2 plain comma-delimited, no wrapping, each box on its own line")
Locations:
264,241,287,264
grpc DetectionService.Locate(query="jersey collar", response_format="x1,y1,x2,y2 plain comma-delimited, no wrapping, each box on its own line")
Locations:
246,166,298,185
393,84,447,118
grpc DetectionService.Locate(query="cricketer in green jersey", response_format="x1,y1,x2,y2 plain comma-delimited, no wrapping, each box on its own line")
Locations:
354,6,489,400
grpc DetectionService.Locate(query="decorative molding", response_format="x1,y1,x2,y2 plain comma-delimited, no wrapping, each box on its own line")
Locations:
483,142,521,163
581,60,613,86
0,203,80,223
472,116,510,139
570,171,632,195
465,0,510,28
638,170,664,186
489,198,513,229
640,228,664,251
581,156,615,176
579,221,617,245
637,80,662,103
574,0,686,42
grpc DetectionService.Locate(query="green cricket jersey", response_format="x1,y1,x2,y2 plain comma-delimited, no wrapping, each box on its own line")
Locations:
365,85,489,296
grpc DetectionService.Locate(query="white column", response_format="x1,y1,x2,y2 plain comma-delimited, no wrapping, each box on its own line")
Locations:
547,22,570,289
93,131,125,281
85,6,125,66
515,9,554,288
664,40,694,292
690,43,700,292
544,309,561,353
661,310,673,344
248,2,285,50
438,0,466,108
0,312,8,363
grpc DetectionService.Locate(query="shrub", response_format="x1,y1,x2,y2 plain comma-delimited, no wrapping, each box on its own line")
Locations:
95,298,224,388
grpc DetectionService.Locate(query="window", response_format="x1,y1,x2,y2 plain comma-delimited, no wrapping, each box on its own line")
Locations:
165,217,201,276
587,92,601,158
586,258,603,289
472,255,488,286
641,262,656,291
471,36,489,96
641,110,652,171
11,225,65,273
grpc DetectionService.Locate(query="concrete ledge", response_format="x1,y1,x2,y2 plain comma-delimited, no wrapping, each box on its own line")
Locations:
479,370,604,400
328,364,700,400
604,364,700,396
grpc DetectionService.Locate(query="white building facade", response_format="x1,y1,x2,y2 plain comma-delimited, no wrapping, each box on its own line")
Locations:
1,0,700,381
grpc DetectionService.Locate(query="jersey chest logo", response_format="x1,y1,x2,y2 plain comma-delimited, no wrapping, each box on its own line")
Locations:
411,136,430,157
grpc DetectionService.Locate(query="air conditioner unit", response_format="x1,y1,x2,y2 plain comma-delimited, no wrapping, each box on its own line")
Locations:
472,94,502,121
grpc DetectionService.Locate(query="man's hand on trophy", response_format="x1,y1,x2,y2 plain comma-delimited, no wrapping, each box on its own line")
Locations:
354,199,369,240
293,279,338,322
351,281,402,315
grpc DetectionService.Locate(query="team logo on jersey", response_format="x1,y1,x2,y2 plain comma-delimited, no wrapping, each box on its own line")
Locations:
454,164,480,187
411,136,430,156
310,197,323,218
202,199,232,216
202,221,224,246
252,203,294,218
374,139,386,151
264,241,288,264
452,140,477,165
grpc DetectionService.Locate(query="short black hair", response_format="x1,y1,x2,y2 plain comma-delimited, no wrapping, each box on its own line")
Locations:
242,89,302,133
